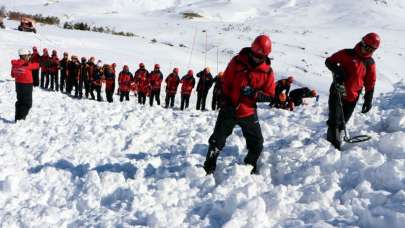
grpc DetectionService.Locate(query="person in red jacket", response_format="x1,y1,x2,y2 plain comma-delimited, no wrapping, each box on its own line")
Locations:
149,64,164,106
203,34,276,175
118,65,133,102
11,49,39,121
164,68,180,108
325,33,380,150
134,63,150,105
40,48,51,89
31,46,40,87
180,69,196,110
104,64,116,103
49,50,59,91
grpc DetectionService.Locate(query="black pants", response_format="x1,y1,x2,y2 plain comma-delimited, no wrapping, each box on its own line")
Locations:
327,84,357,149
196,91,208,110
67,79,79,97
78,78,84,98
32,70,39,87
212,93,221,110
60,70,67,92
165,94,175,108
50,72,59,91
90,84,102,101
15,83,33,122
138,92,147,104
150,90,161,106
120,92,130,102
84,80,91,98
180,94,190,110
204,109,264,173
106,90,114,103
41,72,49,89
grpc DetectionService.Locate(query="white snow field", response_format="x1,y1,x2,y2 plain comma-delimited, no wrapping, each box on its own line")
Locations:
0,0,405,227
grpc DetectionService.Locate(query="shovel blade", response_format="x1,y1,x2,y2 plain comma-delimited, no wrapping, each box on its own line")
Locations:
344,135,372,143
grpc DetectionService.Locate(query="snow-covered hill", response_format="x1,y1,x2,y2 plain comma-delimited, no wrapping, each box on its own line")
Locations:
0,0,404,227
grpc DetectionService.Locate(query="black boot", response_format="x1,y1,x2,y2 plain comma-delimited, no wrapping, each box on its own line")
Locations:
203,145,221,175
327,125,342,150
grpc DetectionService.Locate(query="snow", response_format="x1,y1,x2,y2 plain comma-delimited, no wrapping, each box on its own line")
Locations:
0,0,405,227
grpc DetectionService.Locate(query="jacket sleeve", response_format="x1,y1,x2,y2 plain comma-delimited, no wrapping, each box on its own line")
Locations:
262,69,276,97
222,57,237,97
325,50,346,83
29,62,40,70
364,62,376,92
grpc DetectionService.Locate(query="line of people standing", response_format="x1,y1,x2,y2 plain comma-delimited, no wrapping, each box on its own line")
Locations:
27,46,225,110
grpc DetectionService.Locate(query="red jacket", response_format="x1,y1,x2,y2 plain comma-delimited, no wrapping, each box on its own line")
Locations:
136,71,150,93
222,48,275,118
149,70,163,91
31,52,40,64
49,55,59,74
326,45,376,102
165,73,180,95
118,71,133,92
40,54,51,73
180,74,195,95
11,59,39,84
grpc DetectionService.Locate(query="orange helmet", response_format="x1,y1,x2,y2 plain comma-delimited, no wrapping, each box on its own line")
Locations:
279,92,287,102
311,90,317,97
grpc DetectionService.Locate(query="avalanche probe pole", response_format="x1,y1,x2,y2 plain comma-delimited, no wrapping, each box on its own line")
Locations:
333,75,371,143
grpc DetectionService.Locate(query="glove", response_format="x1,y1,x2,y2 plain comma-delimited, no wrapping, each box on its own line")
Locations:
241,86,256,97
334,82,346,96
361,90,374,113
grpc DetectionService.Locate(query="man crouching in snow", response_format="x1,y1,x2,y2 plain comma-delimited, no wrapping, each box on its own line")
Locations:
203,35,276,175
11,48,40,122
325,33,380,150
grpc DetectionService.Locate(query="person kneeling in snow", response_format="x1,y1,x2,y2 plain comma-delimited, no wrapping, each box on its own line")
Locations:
288,87,317,111
203,35,276,175
325,33,380,150
270,76,293,107
11,48,39,122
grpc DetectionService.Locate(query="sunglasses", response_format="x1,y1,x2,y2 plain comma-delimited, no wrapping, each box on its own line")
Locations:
361,41,376,52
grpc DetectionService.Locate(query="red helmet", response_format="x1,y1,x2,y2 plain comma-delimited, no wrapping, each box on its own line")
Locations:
187,69,193,75
362,32,380,49
251,34,272,57
139,62,145,68
287,76,294,83
43,48,48,53
173,68,179,74
154,64,160,69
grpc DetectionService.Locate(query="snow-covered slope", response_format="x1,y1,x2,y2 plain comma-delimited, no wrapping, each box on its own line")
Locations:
0,0,404,227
